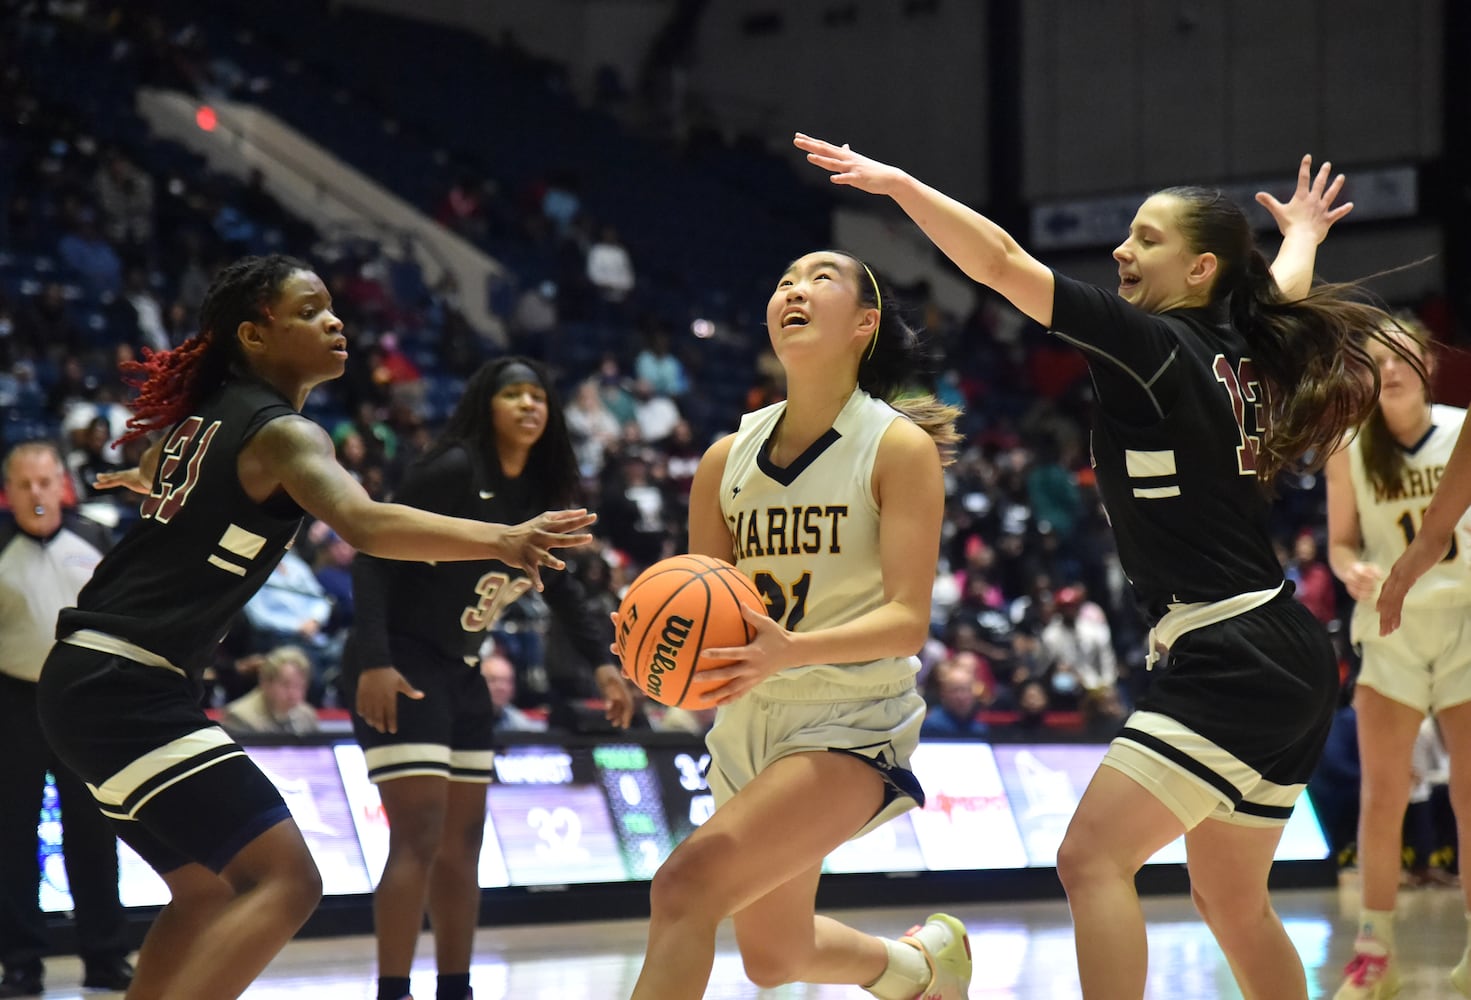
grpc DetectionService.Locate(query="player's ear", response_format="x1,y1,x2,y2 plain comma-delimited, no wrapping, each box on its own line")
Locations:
236,320,268,357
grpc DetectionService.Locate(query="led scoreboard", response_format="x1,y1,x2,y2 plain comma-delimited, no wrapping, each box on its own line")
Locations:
37,736,1330,911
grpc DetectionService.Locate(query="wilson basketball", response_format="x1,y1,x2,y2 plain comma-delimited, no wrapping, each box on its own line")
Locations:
615,554,766,709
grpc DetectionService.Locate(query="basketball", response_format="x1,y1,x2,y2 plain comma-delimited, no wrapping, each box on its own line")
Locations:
614,554,767,709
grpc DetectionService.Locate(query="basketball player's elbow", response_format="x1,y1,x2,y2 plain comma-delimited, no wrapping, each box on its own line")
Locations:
889,601,931,654
327,504,398,556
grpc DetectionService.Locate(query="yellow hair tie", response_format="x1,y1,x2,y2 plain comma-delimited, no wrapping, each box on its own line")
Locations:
861,262,882,360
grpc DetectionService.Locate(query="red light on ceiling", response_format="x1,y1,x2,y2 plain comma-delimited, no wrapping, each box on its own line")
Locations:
196,105,217,131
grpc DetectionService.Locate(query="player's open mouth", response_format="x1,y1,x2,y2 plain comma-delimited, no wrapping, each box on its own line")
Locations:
781,310,809,329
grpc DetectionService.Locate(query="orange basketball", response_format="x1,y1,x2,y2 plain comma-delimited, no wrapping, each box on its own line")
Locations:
614,554,766,709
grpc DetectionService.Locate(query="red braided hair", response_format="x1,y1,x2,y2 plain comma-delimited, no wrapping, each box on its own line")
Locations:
115,254,311,446
115,335,228,445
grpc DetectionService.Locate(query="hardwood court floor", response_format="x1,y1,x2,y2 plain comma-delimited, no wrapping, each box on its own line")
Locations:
30,879,1471,999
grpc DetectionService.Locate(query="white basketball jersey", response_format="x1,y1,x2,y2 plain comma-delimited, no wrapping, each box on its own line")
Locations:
1349,404,1471,640
720,388,918,694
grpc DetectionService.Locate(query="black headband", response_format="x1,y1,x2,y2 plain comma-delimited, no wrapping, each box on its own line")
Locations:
494,361,544,393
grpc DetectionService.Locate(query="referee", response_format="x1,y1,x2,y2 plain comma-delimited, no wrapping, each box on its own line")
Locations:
0,442,131,997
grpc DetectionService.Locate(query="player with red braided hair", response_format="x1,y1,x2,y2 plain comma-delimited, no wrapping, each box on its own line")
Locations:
34,254,599,1000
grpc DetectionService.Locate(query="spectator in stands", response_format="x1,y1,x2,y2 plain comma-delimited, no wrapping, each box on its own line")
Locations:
481,651,546,733
220,646,320,737
93,150,154,254
632,378,681,445
58,211,124,296
124,267,171,352
312,529,357,634
1284,530,1337,626
21,284,82,361
596,357,638,426
435,175,486,240
921,655,991,738
566,377,621,477
1026,432,1082,541
242,548,336,690
1039,585,1118,697
540,171,581,240
1013,678,1052,733
67,415,124,499
510,280,559,357
586,225,636,304
634,328,688,398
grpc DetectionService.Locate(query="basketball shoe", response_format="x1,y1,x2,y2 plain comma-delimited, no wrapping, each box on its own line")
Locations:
1334,938,1400,1000
899,913,971,1000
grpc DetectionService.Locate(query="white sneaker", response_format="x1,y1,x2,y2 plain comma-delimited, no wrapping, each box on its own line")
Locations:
1334,942,1400,1000
899,913,971,1000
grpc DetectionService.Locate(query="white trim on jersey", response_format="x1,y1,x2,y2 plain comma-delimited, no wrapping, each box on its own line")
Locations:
207,554,248,576
1125,448,1182,499
63,630,186,677
218,524,268,559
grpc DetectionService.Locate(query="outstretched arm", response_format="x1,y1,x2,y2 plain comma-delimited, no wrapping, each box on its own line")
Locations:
795,133,1056,327
244,416,594,589
1257,155,1353,302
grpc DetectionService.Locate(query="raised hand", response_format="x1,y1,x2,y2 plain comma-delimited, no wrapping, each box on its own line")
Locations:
499,509,597,591
794,132,907,197
1256,155,1353,246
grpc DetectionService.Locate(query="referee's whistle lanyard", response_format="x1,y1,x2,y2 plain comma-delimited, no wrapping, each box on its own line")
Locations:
1145,582,1286,670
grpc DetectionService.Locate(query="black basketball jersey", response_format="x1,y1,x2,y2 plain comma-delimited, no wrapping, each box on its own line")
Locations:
1049,272,1282,619
344,443,611,671
56,379,304,675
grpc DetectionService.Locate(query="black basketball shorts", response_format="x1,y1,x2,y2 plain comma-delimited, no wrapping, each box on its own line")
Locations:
1108,591,1339,828
36,642,291,874
345,636,496,785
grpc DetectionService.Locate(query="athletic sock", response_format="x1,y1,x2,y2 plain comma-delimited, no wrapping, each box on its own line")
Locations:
436,972,471,1000
377,975,412,1000
862,937,930,1000
1356,908,1396,953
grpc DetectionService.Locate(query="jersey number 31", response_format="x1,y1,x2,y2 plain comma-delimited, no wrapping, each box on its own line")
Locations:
140,417,222,523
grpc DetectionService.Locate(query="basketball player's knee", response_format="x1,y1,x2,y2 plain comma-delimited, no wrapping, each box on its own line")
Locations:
1055,832,1109,894
649,842,726,920
741,944,807,990
388,812,446,867
278,852,324,915
1195,884,1268,941
439,818,483,869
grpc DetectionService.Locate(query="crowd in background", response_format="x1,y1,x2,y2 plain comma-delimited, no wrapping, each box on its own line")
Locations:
0,0,1457,882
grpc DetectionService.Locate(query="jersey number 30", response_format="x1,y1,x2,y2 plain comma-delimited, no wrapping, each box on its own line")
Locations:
140,417,222,523
1213,356,1266,476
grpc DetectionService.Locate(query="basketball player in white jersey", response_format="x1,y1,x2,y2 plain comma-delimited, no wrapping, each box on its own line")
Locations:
624,251,972,1000
1327,320,1471,998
